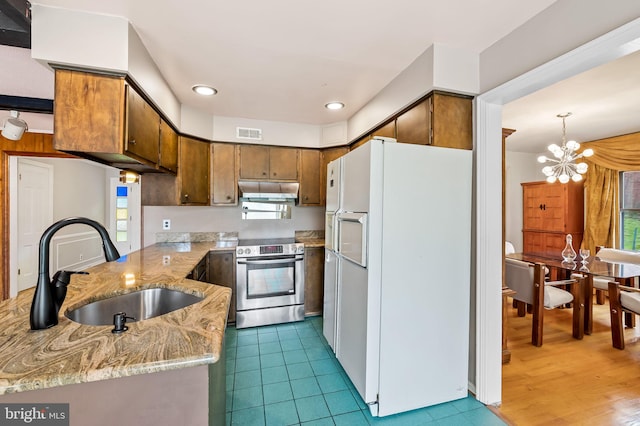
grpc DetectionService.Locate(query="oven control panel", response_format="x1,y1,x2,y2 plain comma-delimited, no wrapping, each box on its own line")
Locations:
236,243,304,258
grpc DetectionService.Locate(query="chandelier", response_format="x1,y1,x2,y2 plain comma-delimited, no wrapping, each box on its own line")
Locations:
537,112,594,183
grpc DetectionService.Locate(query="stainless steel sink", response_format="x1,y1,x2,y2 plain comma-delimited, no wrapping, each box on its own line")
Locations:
65,288,203,326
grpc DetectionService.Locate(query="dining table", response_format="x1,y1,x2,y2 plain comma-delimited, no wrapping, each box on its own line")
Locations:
506,252,640,335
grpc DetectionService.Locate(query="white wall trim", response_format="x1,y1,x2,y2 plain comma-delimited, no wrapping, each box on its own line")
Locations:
475,16,640,406
51,231,104,272
474,100,503,406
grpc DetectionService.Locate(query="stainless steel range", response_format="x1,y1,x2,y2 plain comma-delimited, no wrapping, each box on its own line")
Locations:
235,238,305,329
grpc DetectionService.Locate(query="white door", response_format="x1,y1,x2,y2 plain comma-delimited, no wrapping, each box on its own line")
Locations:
17,159,53,292
336,258,376,405
108,178,141,255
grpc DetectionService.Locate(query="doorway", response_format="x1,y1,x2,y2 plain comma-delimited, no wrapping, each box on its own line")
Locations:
475,19,640,405
9,157,137,298
108,177,141,256
13,158,53,295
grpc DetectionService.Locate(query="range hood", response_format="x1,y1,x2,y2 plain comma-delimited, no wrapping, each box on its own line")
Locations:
238,181,299,201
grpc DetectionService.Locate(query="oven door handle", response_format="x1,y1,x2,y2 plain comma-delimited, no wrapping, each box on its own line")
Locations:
237,257,304,265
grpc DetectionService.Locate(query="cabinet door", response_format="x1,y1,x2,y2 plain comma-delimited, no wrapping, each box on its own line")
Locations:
141,173,179,206
269,147,299,180
211,143,238,205
54,69,125,153
239,145,270,179
208,251,236,323
431,93,472,149
126,86,160,164
372,120,396,139
299,149,321,206
541,184,566,232
522,183,546,230
304,247,324,316
180,136,210,205
396,98,430,145
159,118,178,173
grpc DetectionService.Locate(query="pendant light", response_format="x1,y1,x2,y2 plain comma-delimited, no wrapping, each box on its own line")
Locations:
537,113,594,183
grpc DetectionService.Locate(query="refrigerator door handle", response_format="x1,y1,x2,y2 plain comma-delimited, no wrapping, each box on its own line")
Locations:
337,212,368,267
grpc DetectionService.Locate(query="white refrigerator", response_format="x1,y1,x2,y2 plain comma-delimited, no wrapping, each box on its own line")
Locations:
322,156,343,352
331,139,472,417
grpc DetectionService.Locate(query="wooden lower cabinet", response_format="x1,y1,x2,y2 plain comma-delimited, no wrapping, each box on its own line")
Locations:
189,256,209,282
304,247,324,316
208,251,236,323
523,231,577,258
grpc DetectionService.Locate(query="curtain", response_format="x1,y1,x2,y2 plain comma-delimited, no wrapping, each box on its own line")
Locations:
582,133,640,252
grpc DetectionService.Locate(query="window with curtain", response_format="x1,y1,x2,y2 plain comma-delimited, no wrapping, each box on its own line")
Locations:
620,171,640,250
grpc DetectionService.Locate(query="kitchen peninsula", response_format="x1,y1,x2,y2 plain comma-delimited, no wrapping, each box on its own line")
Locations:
0,241,233,425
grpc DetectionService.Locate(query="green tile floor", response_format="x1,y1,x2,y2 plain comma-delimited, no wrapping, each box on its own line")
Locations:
225,316,506,425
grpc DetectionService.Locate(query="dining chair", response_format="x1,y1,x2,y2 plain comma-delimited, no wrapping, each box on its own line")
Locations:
505,258,584,346
592,248,640,304
608,281,640,349
505,241,516,255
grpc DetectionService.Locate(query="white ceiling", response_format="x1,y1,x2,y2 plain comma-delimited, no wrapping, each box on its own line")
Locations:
3,1,639,152
502,49,640,154
11,0,554,123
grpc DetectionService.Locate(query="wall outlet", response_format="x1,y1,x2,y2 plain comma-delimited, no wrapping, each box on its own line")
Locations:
162,219,171,230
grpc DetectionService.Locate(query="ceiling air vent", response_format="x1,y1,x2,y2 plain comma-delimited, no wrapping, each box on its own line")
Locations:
236,127,263,141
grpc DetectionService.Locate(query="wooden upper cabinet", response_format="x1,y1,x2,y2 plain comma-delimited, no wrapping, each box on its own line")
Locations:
432,92,472,150
180,136,210,205
54,68,179,172
391,92,472,149
159,118,178,172
125,86,160,164
238,145,298,181
54,69,125,153
269,147,298,180
211,143,238,205
351,120,396,150
372,120,396,139
396,98,430,145
299,149,321,206
239,145,270,179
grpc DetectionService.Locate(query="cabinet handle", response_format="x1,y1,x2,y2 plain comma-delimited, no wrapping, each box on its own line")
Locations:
129,139,136,145
539,204,543,210
226,195,232,200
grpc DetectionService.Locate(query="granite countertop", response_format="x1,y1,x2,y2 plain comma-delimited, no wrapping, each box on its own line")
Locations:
0,242,233,395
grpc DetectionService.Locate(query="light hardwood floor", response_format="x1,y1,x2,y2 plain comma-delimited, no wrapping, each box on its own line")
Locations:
493,297,640,425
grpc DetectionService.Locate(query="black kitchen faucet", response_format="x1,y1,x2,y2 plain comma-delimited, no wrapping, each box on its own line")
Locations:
29,217,121,330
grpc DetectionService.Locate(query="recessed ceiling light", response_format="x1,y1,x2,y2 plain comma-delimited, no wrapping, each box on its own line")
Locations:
192,85,218,96
325,102,344,110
